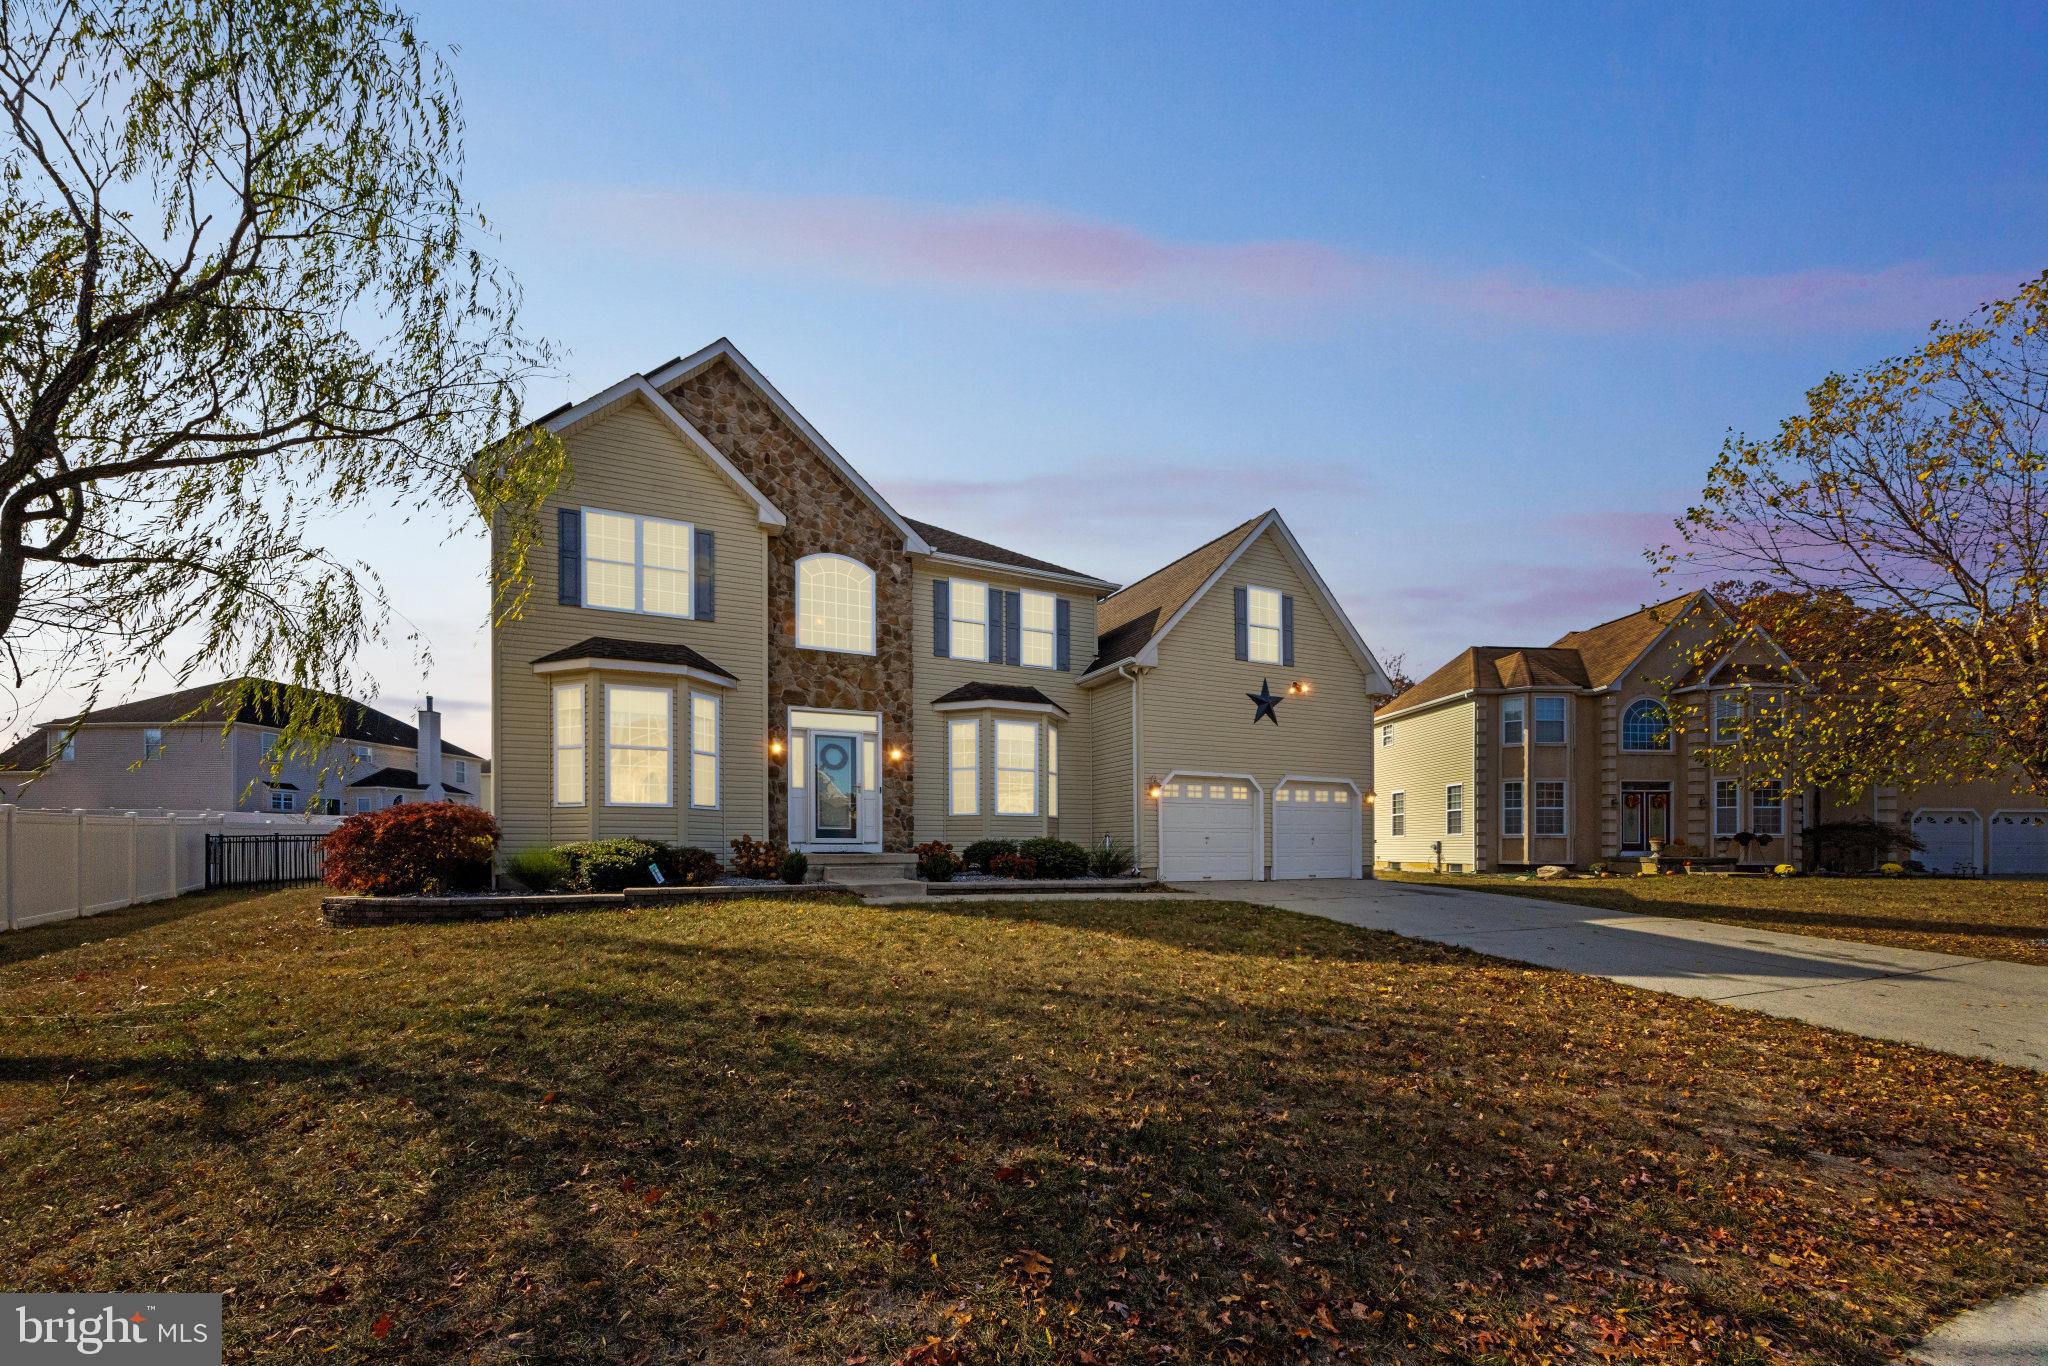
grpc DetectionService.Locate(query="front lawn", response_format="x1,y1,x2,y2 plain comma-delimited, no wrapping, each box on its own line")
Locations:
1,888,2044,1362
1383,871,2048,968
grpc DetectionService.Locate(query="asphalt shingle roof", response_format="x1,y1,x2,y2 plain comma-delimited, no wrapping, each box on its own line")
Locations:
530,637,738,683
931,681,1068,715
1086,512,1269,673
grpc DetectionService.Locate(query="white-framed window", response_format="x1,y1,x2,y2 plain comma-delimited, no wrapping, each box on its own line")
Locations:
348,744,374,767
1502,779,1524,837
583,508,693,618
689,692,720,809
1713,692,1742,743
1047,724,1060,818
1621,698,1671,752
1445,784,1464,835
1532,696,1566,745
142,728,164,760
354,795,373,814
1247,586,1283,664
553,683,585,807
1389,791,1406,837
994,719,1038,815
269,789,295,813
451,758,469,786
1381,724,1393,747
1020,589,1057,669
1714,779,1741,837
605,684,671,807
260,731,281,762
1533,780,1566,836
1751,780,1785,836
52,735,75,762
948,579,988,662
796,554,877,654
948,718,978,816
1501,697,1525,746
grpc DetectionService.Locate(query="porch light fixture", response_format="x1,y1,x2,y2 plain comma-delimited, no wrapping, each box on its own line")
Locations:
1287,679,1313,696
768,737,785,758
1147,777,1162,800
888,745,905,764
1363,791,1376,805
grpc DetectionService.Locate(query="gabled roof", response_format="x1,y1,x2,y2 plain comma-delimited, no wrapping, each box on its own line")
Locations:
540,375,785,531
530,636,739,685
0,678,479,763
905,517,1114,590
1083,511,1391,693
1376,592,1718,722
1087,513,1268,673
0,731,44,771
647,339,932,554
930,681,1069,715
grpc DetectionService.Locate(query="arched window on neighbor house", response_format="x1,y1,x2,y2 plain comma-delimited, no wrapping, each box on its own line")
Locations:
1621,697,1672,751
795,554,877,655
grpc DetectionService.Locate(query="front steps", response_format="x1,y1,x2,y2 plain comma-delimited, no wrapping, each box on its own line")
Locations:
808,851,924,900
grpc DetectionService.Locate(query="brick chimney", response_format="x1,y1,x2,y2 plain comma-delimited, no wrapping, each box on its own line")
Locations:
416,694,445,802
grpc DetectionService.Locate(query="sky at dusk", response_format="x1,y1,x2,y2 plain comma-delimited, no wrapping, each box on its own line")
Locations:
23,0,2048,755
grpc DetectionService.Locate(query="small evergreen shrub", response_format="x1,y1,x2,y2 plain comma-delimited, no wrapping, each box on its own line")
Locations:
1088,837,1135,878
1018,838,1089,879
961,838,1017,873
729,834,786,880
780,850,809,885
913,840,955,878
505,846,570,893
322,802,499,896
922,850,959,883
554,838,712,891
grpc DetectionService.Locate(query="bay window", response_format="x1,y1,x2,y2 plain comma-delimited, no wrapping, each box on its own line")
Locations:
689,692,719,809
994,719,1038,815
605,684,671,806
948,719,978,816
553,683,585,806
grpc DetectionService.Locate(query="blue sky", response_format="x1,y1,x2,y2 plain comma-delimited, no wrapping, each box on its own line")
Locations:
33,1,2048,754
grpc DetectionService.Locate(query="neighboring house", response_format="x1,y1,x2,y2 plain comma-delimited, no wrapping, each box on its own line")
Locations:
491,338,1393,879
0,681,482,815
1371,593,1809,872
1823,774,2048,878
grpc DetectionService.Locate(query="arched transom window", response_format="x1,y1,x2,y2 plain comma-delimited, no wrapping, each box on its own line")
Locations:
1621,698,1672,752
796,554,876,654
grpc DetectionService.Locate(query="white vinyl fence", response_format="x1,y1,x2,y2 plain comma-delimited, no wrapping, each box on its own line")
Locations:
0,806,342,931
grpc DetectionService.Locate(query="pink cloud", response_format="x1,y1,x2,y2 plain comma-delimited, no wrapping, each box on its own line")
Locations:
570,187,2021,333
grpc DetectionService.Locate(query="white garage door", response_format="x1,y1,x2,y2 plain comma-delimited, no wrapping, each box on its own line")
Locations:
1912,810,1982,875
1990,811,2048,875
1158,778,1257,881
1272,782,1359,879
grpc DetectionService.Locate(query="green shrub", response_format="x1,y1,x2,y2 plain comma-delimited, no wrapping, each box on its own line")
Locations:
670,846,722,886
554,838,710,892
780,849,809,886
961,838,1016,873
1018,837,1089,879
913,840,955,878
729,834,786,880
1088,837,1135,878
505,846,570,893
922,850,959,883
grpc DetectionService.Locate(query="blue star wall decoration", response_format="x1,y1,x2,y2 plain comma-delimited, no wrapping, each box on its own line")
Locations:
1247,679,1283,725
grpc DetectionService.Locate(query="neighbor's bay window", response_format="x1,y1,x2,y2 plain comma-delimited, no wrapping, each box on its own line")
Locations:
1531,696,1566,745
1751,780,1785,836
584,509,693,617
605,684,671,806
1501,697,1525,746
553,682,586,806
1714,779,1740,837
1501,779,1524,837
1713,692,1743,743
1532,780,1567,836
994,719,1038,815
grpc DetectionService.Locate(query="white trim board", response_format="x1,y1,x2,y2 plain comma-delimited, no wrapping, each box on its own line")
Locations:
532,657,736,689
649,339,934,555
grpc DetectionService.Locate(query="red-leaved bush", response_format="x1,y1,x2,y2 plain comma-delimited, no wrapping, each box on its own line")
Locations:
322,802,500,896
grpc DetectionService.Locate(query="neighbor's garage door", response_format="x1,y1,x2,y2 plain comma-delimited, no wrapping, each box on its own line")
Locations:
1989,811,2048,875
1158,778,1257,881
1912,810,1982,875
1272,782,1359,879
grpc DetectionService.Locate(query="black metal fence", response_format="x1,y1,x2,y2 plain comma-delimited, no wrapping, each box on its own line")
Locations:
205,832,327,889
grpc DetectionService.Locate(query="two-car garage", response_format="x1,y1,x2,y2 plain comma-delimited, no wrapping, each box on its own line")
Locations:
1156,775,1361,881
1913,808,2048,876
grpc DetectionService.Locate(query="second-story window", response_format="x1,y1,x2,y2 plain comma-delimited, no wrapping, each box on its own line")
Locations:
451,759,469,786
1246,586,1283,664
1532,696,1566,745
1501,697,1525,746
584,509,693,618
1020,590,1057,668
1713,692,1743,743
142,728,165,760
796,555,876,654
948,580,988,661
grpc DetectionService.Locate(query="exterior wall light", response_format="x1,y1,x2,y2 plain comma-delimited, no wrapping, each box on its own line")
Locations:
1363,791,1376,805
1287,680,1313,696
887,746,905,764
1147,777,1163,800
769,737,785,758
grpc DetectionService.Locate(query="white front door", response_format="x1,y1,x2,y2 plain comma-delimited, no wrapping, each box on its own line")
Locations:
787,709,883,852
1272,782,1358,879
1158,777,1258,881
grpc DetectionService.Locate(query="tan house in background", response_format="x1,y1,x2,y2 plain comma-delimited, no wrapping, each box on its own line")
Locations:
1371,593,1806,872
491,339,1393,880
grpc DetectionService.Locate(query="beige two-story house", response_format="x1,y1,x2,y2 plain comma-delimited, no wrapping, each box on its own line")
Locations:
491,338,1393,880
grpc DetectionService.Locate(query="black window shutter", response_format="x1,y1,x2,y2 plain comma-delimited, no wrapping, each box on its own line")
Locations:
1232,585,1248,660
988,589,1007,664
1004,591,1022,667
694,529,716,619
557,508,581,606
1055,598,1072,670
932,578,950,656
1281,593,1295,667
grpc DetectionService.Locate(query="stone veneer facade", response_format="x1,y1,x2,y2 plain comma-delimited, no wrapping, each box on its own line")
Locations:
661,359,916,850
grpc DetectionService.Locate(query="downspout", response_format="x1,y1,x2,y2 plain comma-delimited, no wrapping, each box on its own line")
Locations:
1118,663,1143,863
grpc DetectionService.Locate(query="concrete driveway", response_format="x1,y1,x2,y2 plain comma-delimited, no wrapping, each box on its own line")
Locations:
1186,878,2048,1071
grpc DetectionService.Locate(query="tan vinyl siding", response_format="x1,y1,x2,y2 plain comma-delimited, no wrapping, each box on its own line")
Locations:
492,396,771,857
1088,674,1137,855
1134,529,1372,876
910,564,1098,846
1369,699,1477,870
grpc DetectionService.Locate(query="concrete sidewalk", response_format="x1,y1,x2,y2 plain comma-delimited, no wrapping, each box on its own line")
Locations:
1186,879,2048,1071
